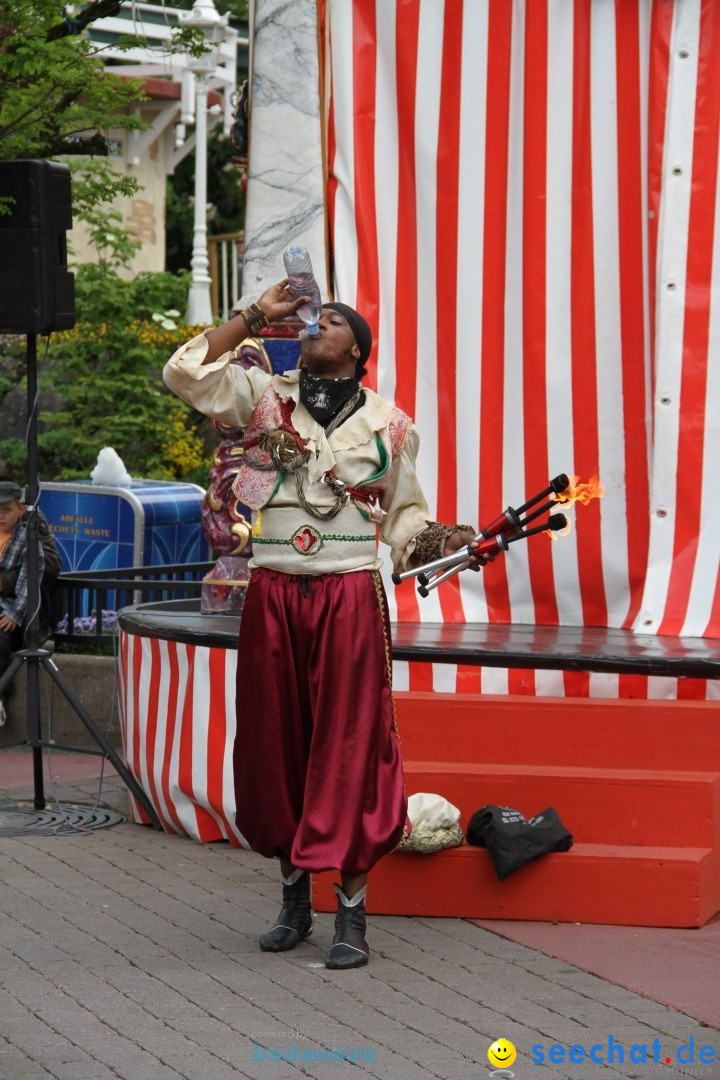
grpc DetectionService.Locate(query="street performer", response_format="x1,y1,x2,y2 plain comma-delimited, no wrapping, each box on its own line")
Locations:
163,280,484,969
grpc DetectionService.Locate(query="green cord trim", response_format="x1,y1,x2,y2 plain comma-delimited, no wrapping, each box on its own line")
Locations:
254,534,373,545
256,434,388,516
353,434,389,521
264,471,284,507
361,433,389,484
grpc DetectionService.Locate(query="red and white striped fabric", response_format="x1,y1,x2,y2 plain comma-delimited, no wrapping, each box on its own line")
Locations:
119,631,247,839
322,0,720,699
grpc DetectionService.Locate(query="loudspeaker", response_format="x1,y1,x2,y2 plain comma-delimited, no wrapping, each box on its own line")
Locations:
0,159,75,334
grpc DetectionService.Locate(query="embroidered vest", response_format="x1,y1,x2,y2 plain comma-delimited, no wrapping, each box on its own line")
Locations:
230,385,412,514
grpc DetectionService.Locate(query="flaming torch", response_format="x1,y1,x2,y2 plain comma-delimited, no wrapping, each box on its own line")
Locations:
392,473,603,597
551,475,605,509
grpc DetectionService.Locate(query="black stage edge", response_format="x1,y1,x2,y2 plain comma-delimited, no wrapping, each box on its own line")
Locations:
118,600,720,681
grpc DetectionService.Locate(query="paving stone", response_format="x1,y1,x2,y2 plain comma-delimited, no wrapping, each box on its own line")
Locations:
1,762,717,1080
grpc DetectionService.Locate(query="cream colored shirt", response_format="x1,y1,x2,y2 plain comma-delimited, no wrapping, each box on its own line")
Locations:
163,333,431,573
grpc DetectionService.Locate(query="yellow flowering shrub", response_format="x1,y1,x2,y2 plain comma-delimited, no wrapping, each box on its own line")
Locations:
161,406,209,478
19,267,218,484
54,320,207,351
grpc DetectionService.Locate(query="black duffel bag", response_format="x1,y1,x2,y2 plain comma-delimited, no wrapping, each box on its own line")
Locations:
467,804,573,881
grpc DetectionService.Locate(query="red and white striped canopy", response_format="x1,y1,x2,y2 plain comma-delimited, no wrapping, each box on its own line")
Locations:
322,0,720,698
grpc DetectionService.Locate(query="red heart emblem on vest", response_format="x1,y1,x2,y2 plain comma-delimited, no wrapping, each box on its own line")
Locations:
291,525,322,555
296,528,317,552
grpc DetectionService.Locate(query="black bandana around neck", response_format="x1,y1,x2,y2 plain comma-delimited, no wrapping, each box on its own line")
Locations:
299,369,363,428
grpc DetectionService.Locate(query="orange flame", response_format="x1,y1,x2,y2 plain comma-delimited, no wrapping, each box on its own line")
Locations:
552,475,605,508
546,476,603,539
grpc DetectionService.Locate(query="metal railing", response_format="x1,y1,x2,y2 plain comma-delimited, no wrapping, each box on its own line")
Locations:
208,231,244,321
50,562,214,648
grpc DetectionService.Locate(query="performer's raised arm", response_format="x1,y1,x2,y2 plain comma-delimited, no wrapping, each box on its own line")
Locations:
202,279,308,365
162,279,309,428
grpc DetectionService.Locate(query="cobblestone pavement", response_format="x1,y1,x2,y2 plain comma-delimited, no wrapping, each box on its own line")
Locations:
0,763,717,1080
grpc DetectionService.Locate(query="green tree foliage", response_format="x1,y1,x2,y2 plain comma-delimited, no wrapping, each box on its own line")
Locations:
0,0,206,210
43,263,211,484
0,0,145,163
1,264,212,486
0,0,246,270
0,3,239,490
68,158,143,264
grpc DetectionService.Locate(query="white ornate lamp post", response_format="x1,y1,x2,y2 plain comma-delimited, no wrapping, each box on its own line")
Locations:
181,0,228,325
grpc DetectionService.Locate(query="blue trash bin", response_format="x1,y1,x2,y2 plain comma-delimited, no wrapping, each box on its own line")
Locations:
40,480,209,620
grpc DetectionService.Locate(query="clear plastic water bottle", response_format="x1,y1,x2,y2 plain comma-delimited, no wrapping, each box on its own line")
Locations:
283,245,322,336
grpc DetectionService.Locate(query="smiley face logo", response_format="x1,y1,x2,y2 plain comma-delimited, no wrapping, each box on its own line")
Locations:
488,1039,517,1069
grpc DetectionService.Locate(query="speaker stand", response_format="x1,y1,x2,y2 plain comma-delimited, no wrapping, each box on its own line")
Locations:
0,333,161,828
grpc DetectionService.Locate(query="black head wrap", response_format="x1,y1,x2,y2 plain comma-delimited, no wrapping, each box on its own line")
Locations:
322,302,372,365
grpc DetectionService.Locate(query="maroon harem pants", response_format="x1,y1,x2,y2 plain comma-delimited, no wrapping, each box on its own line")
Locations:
233,567,407,875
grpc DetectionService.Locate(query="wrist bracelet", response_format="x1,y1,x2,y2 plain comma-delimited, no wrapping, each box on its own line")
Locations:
240,302,269,333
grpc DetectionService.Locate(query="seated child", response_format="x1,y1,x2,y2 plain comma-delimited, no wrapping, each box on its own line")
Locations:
0,482,47,727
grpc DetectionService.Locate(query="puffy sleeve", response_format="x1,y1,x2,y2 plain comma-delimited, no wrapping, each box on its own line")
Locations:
163,331,273,428
379,427,432,571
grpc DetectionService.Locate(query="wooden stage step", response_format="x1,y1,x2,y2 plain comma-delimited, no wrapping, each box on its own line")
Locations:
394,692,720,769
401,762,720,847
312,842,719,928
312,692,720,927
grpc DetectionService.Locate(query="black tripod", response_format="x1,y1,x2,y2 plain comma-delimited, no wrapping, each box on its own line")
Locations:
0,333,161,828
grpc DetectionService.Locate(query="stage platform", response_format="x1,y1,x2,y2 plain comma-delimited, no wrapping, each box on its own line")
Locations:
118,600,720,927
120,599,720,678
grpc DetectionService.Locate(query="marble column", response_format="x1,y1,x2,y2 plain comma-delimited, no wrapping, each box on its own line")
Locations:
240,0,328,307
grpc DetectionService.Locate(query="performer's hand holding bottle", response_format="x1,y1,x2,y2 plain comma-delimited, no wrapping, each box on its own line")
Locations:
203,278,311,366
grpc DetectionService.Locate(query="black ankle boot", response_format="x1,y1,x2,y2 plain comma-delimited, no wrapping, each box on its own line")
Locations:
259,869,313,952
325,884,369,969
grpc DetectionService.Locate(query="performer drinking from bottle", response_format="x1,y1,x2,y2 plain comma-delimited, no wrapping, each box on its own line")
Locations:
163,279,485,969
